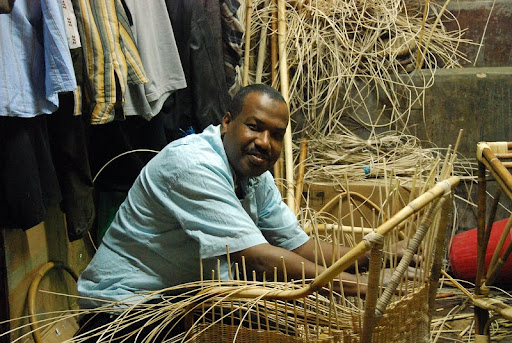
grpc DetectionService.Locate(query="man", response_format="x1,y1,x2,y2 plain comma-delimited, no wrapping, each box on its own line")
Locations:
76,84,369,340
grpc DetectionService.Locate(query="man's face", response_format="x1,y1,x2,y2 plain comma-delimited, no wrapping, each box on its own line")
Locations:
222,92,289,178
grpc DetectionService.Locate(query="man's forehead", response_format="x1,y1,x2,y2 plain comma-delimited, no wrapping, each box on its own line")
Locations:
245,114,288,130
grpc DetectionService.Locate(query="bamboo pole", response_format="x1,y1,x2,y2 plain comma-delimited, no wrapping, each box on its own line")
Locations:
375,197,445,320
486,238,512,286
428,193,453,326
303,223,374,236
270,0,279,88
277,0,296,213
475,158,489,336
294,138,308,213
361,237,384,343
473,297,512,321
270,0,284,194
242,0,254,86
255,0,271,83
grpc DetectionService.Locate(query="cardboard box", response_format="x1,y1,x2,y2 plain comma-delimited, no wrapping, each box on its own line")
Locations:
300,178,421,242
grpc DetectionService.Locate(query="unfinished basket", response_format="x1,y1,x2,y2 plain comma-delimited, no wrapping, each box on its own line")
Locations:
148,176,460,343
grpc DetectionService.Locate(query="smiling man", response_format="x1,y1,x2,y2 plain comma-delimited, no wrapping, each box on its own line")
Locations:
76,84,368,341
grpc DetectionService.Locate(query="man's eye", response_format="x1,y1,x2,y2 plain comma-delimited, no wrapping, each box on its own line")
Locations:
247,124,258,130
273,133,285,140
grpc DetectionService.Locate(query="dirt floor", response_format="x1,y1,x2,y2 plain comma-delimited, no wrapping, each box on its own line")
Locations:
431,283,512,342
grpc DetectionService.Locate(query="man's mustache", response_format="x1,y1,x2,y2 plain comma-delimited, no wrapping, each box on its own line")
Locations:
245,148,270,160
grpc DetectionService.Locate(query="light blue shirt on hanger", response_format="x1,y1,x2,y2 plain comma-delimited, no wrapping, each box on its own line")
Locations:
0,0,76,117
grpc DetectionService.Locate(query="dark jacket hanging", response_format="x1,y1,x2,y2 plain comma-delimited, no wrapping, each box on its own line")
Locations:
161,0,232,141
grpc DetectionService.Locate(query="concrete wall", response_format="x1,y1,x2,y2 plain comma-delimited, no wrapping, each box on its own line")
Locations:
442,0,512,68
410,0,512,229
409,67,512,160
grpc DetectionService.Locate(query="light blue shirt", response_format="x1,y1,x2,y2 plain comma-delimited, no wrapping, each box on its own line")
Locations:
78,125,309,307
0,0,76,117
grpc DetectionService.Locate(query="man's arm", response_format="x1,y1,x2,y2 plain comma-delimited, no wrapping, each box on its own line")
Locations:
293,238,370,273
231,240,367,296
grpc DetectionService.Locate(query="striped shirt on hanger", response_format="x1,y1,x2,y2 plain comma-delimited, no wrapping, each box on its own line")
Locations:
73,0,148,124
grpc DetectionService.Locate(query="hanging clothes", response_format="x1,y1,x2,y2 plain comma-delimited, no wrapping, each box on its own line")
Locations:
161,0,232,141
71,0,148,124
85,0,184,193
0,0,77,231
47,93,95,241
220,0,243,95
122,0,187,120
0,116,62,230
0,0,77,117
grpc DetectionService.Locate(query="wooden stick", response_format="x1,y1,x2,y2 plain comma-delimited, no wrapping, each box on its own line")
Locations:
479,188,502,286
428,194,453,326
486,239,512,286
277,0,296,213
361,237,384,342
255,0,271,83
242,0,254,86
486,215,512,281
271,0,284,194
294,138,308,213
475,159,489,335
270,0,279,88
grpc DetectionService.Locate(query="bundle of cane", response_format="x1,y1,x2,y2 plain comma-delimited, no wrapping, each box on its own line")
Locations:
244,0,473,140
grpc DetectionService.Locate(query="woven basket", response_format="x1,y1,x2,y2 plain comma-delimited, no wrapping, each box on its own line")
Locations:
185,285,430,343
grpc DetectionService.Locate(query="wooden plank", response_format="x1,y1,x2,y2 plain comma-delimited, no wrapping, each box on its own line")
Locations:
0,229,10,343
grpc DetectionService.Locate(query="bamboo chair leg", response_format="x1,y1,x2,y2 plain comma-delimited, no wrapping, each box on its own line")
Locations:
481,189,502,278
428,192,453,326
486,214,512,282
361,233,385,343
375,197,445,322
475,159,490,336
486,241,512,286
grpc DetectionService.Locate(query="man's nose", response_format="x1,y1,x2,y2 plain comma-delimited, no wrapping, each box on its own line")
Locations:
255,130,271,151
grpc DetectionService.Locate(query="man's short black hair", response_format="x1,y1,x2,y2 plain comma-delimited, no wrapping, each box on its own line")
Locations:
229,84,287,119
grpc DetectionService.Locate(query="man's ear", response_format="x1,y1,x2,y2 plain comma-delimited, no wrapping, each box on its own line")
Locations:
221,112,232,134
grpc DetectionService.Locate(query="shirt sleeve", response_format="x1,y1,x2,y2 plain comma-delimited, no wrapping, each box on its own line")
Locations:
163,161,268,259
255,173,310,251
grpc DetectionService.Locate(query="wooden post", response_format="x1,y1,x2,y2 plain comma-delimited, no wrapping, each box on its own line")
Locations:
242,0,254,86
474,159,489,336
295,138,308,213
270,0,284,195
277,0,296,213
